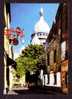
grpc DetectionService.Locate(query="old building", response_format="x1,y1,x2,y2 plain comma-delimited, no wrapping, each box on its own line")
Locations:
4,0,16,94
46,3,68,94
31,8,50,45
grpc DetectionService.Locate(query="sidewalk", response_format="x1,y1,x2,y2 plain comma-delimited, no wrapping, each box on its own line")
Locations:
8,90,18,95
12,86,29,90
8,86,29,95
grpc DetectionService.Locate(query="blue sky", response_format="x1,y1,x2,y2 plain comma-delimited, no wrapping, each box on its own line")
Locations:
10,3,59,59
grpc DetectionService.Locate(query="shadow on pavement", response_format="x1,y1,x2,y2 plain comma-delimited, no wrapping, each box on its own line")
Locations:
13,86,64,95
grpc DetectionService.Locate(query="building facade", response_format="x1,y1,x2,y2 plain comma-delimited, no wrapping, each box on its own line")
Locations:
46,3,68,94
4,0,16,94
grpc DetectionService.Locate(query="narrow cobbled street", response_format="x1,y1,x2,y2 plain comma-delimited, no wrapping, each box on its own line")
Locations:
8,86,64,95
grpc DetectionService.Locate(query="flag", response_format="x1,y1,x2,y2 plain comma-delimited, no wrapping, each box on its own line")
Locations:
16,27,24,37
4,29,11,36
4,27,24,38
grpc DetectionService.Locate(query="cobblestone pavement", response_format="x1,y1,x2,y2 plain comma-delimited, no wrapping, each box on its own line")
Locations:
7,86,65,95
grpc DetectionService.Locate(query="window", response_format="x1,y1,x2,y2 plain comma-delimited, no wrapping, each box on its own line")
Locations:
61,41,66,60
43,33,45,35
40,33,42,36
50,50,54,65
54,49,56,62
47,53,49,65
46,33,48,36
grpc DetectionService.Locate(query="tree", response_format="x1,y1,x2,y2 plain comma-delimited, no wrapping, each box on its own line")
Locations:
15,44,46,78
16,57,38,78
22,44,45,59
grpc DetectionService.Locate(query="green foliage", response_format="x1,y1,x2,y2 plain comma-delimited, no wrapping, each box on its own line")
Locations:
16,57,26,78
15,44,46,77
22,44,45,59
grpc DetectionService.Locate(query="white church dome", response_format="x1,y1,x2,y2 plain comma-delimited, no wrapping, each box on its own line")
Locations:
34,8,50,33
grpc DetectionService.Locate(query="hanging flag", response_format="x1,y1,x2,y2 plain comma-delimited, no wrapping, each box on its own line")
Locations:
4,28,16,36
4,27,24,46
4,29,11,36
4,27,24,37
16,27,24,37
9,38,18,45
13,38,19,45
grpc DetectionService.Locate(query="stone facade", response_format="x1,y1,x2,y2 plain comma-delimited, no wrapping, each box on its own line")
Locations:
4,1,16,94
46,3,68,94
